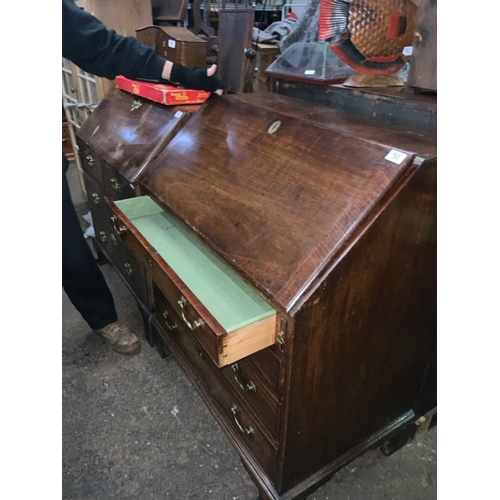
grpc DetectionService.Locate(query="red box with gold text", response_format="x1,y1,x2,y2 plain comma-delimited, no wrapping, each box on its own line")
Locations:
116,75,210,105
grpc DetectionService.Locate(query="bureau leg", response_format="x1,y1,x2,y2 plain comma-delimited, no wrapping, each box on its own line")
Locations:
256,486,272,500
240,460,274,500
147,315,170,359
92,239,107,266
138,304,155,348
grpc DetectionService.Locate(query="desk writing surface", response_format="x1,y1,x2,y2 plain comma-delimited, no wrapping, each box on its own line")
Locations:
140,95,417,311
76,89,186,182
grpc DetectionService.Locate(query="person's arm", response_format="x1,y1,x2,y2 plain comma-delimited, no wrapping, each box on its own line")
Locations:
62,0,164,80
62,0,225,93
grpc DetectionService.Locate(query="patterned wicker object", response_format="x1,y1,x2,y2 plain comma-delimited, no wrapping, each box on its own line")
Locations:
319,0,418,74
349,0,416,59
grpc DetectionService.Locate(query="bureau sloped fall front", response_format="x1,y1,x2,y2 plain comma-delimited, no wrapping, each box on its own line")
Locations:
76,91,436,500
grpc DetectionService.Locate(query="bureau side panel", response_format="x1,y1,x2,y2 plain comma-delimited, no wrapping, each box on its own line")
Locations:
280,159,437,491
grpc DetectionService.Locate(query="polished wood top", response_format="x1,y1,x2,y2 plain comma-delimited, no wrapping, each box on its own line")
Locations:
76,89,187,182
233,92,437,156
140,95,425,312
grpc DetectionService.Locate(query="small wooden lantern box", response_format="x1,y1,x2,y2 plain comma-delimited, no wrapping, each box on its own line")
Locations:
136,25,207,68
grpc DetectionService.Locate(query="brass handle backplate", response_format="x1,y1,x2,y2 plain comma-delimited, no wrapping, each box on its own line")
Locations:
86,154,96,167
124,262,133,275
162,310,178,331
99,230,107,243
110,177,122,191
231,363,256,392
110,215,127,234
91,192,101,204
231,404,254,435
177,296,204,331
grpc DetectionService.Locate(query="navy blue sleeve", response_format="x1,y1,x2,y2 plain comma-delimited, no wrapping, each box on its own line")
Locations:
62,0,166,80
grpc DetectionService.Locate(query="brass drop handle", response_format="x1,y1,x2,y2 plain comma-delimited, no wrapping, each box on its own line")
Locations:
110,177,122,191
177,296,204,331
231,404,254,435
231,363,256,392
99,230,108,243
124,262,134,275
162,310,178,331
110,215,127,234
91,192,101,204
86,154,96,167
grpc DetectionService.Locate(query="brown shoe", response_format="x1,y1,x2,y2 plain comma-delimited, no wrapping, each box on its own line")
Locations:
95,321,141,355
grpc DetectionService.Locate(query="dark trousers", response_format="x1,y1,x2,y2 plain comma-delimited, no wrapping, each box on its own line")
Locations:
62,153,117,329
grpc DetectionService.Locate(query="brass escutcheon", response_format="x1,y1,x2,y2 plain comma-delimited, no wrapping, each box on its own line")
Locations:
124,262,133,275
91,192,101,204
99,230,107,242
268,120,281,135
131,99,142,111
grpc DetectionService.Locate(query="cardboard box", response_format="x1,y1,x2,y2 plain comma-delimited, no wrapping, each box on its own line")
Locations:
116,75,210,105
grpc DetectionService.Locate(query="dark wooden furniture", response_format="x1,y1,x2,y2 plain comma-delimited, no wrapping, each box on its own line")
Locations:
76,89,436,500
217,8,255,93
135,25,207,67
151,0,189,22
407,0,437,92
75,88,191,345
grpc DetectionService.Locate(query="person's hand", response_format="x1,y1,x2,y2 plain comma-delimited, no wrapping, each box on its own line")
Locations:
163,62,225,95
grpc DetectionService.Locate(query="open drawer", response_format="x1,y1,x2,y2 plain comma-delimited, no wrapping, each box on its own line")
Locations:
108,196,277,367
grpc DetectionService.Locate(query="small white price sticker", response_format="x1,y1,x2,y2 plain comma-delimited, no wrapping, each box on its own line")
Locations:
168,40,176,48
385,149,408,164
304,70,315,75
402,46,413,56
174,111,183,118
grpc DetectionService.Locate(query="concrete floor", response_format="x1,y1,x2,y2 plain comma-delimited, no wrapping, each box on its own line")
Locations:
63,163,437,500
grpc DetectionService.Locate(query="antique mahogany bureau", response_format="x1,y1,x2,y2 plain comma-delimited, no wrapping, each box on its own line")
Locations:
76,88,436,500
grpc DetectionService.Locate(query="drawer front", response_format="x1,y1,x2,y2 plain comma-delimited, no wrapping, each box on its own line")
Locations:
78,142,104,184
93,212,150,307
231,347,283,398
155,285,280,441
221,361,280,441
154,294,278,479
82,170,111,223
101,162,135,201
